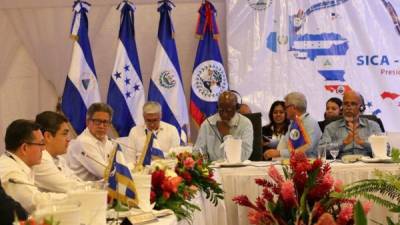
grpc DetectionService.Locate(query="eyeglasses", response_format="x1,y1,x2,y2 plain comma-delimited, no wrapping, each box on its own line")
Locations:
90,119,111,126
144,118,160,124
26,142,46,147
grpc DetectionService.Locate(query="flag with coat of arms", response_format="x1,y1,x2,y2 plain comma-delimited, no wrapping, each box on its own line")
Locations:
104,144,138,206
148,0,189,144
287,116,311,151
190,0,228,127
107,1,145,137
61,0,101,134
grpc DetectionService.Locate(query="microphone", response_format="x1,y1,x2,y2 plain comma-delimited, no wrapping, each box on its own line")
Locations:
8,178,37,187
81,152,107,168
108,137,136,151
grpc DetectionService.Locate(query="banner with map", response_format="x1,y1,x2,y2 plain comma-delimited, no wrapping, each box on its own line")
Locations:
227,0,400,131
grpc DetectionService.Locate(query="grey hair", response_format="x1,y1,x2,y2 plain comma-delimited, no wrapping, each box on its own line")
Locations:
284,92,307,113
143,101,162,114
86,103,113,119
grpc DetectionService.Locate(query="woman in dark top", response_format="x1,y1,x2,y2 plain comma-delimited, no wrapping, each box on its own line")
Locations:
318,97,343,132
262,101,290,154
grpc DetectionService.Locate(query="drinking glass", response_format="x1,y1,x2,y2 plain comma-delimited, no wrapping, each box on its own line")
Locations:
329,143,340,162
317,142,327,161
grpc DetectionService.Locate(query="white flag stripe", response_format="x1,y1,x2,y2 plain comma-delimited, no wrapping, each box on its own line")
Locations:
68,42,100,108
150,41,189,127
111,41,145,125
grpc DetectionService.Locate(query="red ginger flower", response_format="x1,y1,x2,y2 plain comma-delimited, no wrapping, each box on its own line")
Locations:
334,179,344,193
308,173,334,201
233,195,258,210
280,180,298,207
311,202,325,218
248,209,265,225
363,201,373,214
336,204,353,225
268,165,284,186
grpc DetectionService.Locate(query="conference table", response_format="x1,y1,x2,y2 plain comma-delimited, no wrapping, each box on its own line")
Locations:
200,161,399,225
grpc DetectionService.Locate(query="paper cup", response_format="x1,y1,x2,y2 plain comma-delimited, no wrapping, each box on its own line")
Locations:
132,173,153,212
224,138,242,163
34,199,81,225
68,189,107,225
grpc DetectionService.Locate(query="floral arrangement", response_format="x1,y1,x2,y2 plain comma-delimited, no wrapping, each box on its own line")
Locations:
233,152,371,225
337,167,400,225
15,216,60,225
175,151,224,206
150,151,223,222
150,166,199,221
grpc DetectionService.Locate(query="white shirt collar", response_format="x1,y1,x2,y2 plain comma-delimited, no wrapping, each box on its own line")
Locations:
5,151,32,175
210,113,240,127
84,128,108,145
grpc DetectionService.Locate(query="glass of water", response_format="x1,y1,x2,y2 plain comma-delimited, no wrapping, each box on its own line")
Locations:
329,142,340,162
317,142,327,161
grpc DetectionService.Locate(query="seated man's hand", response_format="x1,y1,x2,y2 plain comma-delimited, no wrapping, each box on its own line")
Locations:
263,149,280,159
216,120,231,137
343,130,355,145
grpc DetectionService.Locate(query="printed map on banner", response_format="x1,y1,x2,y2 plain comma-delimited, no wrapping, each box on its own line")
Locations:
227,0,400,131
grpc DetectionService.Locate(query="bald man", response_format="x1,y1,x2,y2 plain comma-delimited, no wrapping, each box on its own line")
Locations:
194,91,253,161
320,91,381,158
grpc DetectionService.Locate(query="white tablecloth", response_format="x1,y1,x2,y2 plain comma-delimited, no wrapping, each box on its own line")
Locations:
208,162,399,225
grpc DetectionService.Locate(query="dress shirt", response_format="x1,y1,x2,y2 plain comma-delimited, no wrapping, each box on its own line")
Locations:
33,150,82,193
126,121,180,164
320,117,381,158
67,128,114,181
194,113,253,162
0,152,66,213
278,113,322,158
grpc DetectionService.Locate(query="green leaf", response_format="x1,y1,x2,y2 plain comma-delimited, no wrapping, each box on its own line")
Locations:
391,148,400,162
390,205,400,213
354,201,367,225
386,216,395,225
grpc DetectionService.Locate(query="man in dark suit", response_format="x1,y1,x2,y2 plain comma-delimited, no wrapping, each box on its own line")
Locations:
0,179,28,224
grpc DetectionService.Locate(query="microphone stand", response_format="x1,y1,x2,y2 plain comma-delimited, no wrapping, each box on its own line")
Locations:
8,178,37,187
81,152,107,168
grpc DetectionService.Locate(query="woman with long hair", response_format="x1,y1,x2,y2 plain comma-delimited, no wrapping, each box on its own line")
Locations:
262,101,290,158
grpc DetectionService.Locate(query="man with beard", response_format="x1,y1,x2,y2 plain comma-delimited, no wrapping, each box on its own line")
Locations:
320,90,381,158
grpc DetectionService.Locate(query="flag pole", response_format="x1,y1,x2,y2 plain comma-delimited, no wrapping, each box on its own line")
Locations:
56,97,78,138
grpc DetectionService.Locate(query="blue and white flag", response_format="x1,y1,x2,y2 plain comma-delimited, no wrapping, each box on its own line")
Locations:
107,1,145,137
148,0,189,144
190,0,228,127
139,131,165,166
61,1,101,134
104,144,138,206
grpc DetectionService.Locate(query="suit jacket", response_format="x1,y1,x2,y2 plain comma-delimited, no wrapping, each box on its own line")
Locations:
0,179,28,224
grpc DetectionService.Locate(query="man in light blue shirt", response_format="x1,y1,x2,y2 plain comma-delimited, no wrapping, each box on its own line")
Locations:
195,91,253,162
264,92,321,158
320,91,381,158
